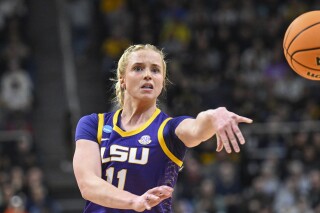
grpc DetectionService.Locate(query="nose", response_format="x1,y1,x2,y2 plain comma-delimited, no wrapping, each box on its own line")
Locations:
143,69,152,79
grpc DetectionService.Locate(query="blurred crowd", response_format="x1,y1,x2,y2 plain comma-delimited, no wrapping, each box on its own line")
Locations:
68,0,320,212
0,0,60,212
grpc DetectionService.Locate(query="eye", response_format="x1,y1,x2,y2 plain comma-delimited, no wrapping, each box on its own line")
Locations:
133,66,143,72
151,67,161,73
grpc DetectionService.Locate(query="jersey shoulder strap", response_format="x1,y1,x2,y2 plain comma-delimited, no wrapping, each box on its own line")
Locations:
97,113,104,144
158,117,183,167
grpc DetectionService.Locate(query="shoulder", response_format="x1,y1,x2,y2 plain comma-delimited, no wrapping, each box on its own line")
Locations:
76,111,117,132
167,115,194,128
79,113,98,123
157,110,193,126
157,111,193,135
75,112,114,142
78,112,114,125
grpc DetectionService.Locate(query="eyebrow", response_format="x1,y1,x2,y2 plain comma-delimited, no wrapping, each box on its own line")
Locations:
131,62,162,68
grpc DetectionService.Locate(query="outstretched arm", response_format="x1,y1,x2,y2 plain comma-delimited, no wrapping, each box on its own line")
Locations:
175,107,252,152
73,140,173,212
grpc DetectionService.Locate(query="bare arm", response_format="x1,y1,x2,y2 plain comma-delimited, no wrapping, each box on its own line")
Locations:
73,140,173,211
175,107,252,152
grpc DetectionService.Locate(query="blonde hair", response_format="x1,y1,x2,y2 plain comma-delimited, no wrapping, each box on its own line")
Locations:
114,44,168,108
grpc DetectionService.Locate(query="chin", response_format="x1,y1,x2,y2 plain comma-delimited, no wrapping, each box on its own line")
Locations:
139,95,157,103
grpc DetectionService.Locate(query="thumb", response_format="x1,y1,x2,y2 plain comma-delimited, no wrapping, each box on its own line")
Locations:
216,135,223,152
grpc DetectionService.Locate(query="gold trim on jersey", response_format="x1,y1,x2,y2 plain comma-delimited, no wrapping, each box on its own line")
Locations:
158,118,183,167
112,108,161,137
97,113,104,144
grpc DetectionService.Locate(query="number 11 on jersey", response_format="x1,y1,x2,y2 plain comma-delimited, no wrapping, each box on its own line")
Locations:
106,167,127,190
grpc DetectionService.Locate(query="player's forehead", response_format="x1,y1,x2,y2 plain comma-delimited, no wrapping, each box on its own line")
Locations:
127,49,163,68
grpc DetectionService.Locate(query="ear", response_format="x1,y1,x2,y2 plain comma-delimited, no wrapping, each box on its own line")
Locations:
120,76,126,90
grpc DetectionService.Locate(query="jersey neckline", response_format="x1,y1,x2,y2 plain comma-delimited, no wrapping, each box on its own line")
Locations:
112,108,161,137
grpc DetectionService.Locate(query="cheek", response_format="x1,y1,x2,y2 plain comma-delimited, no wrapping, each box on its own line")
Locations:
125,75,139,87
156,77,164,90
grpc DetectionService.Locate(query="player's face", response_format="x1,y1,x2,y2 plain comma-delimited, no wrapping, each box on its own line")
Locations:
122,49,164,103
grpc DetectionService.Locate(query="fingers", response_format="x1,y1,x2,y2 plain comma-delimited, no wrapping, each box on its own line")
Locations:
144,194,159,210
226,124,240,153
232,121,245,145
143,186,173,210
236,115,253,124
216,114,250,153
216,135,223,152
133,186,173,212
148,185,173,197
218,131,232,153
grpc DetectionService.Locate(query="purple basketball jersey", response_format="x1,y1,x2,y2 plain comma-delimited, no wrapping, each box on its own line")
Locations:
75,108,190,213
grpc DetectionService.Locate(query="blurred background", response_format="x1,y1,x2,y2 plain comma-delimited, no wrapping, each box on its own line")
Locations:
0,0,320,212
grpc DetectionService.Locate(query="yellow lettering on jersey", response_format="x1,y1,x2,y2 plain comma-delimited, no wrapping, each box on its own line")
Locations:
111,145,129,162
101,145,150,165
128,148,149,165
101,147,110,163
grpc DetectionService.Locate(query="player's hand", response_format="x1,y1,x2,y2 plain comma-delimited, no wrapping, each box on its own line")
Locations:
212,107,252,153
132,185,173,212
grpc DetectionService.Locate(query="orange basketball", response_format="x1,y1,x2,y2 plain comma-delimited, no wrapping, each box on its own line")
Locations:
283,10,320,80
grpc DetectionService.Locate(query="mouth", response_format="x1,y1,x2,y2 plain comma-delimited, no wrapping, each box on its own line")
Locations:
141,83,153,90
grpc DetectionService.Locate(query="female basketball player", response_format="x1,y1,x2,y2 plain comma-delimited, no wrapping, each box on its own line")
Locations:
73,44,252,212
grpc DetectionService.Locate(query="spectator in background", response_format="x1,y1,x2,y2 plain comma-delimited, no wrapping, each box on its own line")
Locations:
176,152,204,201
194,178,218,213
3,195,27,213
27,185,61,213
240,38,270,86
0,59,33,115
159,12,191,55
67,0,93,60
0,1,58,213
308,169,320,210
99,0,133,36
10,166,25,196
24,167,61,212
0,0,28,32
2,19,31,66
273,176,307,213
14,135,38,169
0,183,16,212
259,160,280,197
242,176,273,213
214,161,242,212
101,27,131,76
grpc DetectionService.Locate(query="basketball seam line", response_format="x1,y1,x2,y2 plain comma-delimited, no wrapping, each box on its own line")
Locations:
290,55,320,72
286,21,320,53
292,46,320,57
283,24,293,59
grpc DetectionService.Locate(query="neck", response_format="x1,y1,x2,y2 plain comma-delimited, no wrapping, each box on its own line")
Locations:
121,99,157,127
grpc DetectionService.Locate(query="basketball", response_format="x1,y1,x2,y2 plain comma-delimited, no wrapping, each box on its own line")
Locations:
283,10,320,80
